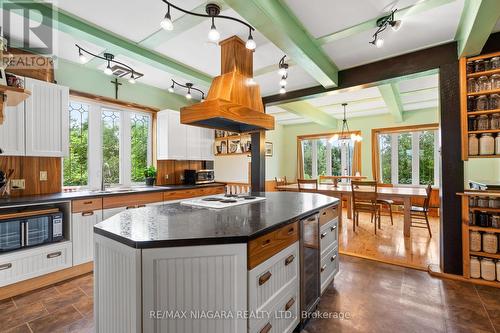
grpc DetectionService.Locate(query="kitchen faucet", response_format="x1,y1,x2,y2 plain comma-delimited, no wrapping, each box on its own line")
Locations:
101,162,111,191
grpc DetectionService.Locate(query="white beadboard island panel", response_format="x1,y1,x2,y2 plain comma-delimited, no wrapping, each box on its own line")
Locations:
94,234,142,333
142,244,247,333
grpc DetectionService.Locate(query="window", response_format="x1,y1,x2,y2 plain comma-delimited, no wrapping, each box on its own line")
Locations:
298,133,360,179
373,125,439,186
63,100,152,188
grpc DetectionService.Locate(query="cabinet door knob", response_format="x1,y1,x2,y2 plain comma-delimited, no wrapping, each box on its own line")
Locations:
258,271,272,286
320,232,327,239
259,323,272,333
47,251,62,259
82,211,94,217
0,263,12,270
285,297,295,311
330,255,337,262
320,264,327,273
285,254,295,266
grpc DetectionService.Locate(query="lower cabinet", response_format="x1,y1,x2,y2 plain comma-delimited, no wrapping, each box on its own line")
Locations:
72,210,103,265
0,241,72,287
319,214,339,294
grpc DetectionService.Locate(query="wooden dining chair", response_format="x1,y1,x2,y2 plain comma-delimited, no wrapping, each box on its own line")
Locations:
275,176,288,190
410,184,433,237
297,179,318,192
351,180,381,234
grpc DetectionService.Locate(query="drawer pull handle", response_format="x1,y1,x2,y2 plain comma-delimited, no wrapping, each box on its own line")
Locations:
330,255,337,262
320,264,327,273
137,205,146,208
260,323,272,333
47,251,62,259
285,297,295,311
83,201,92,205
262,239,272,247
259,271,272,286
287,227,295,235
322,211,327,215
0,263,12,270
330,225,337,231
320,232,327,239
285,255,295,266
82,211,94,217
126,206,136,210
306,216,316,222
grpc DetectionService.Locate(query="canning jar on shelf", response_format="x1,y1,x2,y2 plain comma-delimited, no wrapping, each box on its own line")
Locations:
475,59,486,72
496,135,500,155
490,197,500,209
481,258,496,281
492,215,500,228
491,74,500,90
470,230,482,252
491,114,500,129
477,114,490,130
478,76,492,91
491,56,500,70
467,96,476,111
480,133,495,155
470,256,481,279
469,134,479,155
476,95,489,111
489,94,500,110
467,61,475,73
483,232,498,254
478,196,490,208
468,78,477,93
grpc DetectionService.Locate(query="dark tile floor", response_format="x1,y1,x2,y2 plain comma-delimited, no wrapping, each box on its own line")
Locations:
0,256,498,332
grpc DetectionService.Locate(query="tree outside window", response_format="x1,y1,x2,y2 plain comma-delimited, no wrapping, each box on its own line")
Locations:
63,102,89,186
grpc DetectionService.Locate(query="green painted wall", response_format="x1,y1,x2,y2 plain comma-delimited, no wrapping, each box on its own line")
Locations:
54,59,194,111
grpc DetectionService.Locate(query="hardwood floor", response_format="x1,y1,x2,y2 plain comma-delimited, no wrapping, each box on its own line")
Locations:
338,211,440,270
2,256,498,333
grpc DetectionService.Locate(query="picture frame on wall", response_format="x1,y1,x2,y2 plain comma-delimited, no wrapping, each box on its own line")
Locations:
265,142,273,157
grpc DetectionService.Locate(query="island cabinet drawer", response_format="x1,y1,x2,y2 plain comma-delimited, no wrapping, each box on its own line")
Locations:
248,242,299,314
250,280,299,333
0,241,72,287
103,192,163,209
320,246,339,294
248,222,299,270
320,218,338,256
319,204,339,226
72,198,102,213
163,186,225,201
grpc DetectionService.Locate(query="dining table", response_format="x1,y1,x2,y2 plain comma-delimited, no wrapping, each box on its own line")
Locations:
276,183,428,237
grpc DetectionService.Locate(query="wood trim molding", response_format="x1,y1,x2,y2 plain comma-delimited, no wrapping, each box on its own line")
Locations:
297,130,361,141
70,90,160,113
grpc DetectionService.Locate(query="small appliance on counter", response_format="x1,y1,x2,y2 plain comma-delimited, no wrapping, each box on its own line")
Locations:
0,208,64,252
184,169,215,185
469,180,500,191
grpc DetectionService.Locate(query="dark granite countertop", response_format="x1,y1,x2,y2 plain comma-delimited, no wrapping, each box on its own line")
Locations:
0,183,226,208
94,192,339,248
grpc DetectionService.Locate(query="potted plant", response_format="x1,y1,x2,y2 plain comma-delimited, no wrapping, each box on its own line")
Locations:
144,166,157,186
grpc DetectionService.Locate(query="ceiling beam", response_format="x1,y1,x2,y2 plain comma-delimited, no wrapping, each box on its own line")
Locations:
378,84,403,122
316,0,455,45
224,0,339,88
279,101,337,128
11,2,212,86
138,3,229,49
455,0,500,58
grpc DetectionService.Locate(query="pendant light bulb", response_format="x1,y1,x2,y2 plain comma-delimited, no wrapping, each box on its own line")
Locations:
208,19,220,42
246,30,256,50
104,62,113,75
375,37,384,48
128,73,136,84
329,134,339,143
160,6,174,31
186,91,192,100
390,20,402,31
279,76,287,86
278,67,287,77
78,50,87,63
168,86,174,93
279,87,286,94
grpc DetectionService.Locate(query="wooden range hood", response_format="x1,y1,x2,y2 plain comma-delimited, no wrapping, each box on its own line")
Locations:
180,36,274,133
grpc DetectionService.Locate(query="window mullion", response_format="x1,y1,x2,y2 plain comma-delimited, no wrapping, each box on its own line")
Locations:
88,103,102,190
121,111,132,186
412,132,420,185
312,140,318,179
326,141,332,176
391,133,398,185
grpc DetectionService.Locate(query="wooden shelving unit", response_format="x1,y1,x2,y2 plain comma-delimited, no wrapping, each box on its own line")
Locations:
214,132,251,156
0,85,31,125
460,51,500,160
459,192,500,288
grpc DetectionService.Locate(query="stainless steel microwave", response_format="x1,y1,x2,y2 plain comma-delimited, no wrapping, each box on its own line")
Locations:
0,212,64,252
184,169,215,185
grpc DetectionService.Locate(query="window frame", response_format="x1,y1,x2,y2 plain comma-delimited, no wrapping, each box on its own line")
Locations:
371,123,440,187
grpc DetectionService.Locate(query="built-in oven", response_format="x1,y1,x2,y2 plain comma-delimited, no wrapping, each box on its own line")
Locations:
300,212,320,327
0,211,63,253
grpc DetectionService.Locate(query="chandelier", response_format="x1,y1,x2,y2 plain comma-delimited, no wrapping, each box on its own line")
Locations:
330,103,362,143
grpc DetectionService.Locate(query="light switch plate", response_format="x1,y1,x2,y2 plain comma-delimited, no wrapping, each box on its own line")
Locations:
11,179,25,189
40,171,48,181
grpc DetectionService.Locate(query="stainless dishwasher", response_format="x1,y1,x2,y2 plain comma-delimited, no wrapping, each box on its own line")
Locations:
300,212,320,326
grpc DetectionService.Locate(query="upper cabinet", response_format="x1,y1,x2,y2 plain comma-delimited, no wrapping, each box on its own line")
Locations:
25,78,69,157
157,110,214,161
0,78,69,157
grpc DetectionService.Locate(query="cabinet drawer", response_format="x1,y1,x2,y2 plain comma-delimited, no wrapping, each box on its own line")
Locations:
249,242,299,314
319,204,339,226
248,222,299,270
320,246,338,294
320,219,338,256
163,186,225,201
0,241,72,287
103,192,163,209
72,198,103,213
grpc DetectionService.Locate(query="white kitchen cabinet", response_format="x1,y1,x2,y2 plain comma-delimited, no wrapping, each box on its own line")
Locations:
157,110,214,161
0,103,25,156
24,78,69,157
72,209,103,265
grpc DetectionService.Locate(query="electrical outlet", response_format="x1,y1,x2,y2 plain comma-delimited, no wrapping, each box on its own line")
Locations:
11,179,25,189
40,171,48,181
165,175,169,180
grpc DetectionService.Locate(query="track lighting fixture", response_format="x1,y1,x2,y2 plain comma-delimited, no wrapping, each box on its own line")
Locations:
369,9,401,47
278,55,289,94
167,80,205,101
279,87,286,94
160,1,256,49
279,76,287,87
76,45,144,82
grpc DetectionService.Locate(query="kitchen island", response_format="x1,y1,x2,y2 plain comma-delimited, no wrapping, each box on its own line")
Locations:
93,192,340,333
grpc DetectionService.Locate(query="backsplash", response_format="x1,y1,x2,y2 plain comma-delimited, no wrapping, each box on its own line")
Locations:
156,160,213,185
0,156,61,196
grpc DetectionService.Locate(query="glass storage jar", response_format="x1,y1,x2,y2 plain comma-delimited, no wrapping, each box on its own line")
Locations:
489,94,500,110
476,95,489,111
490,197,500,209
483,232,498,254
491,215,500,228
469,196,478,207
491,114,500,129
470,256,481,279
491,57,500,70
477,115,490,130
467,61,475,73
497,261,500,282
480,133,495,155
491,74,500,90
468,78,477,93
481,258,496,281
467,96,476,111
468,117,477,131
469,134,479,155
478,196,490,208
470,230,482,252
485,60,491,71
475,59,486,72
478,76,492,91
496,135,500,155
